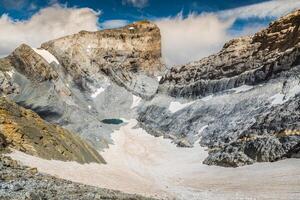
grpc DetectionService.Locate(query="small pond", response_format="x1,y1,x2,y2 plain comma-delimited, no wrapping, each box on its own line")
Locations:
101,118,124,125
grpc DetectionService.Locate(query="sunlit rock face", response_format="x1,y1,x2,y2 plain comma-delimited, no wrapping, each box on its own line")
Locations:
0,97,104,164
138,9,300,167
41,20,164,98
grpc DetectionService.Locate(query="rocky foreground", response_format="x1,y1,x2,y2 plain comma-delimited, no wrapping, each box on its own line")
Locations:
0,155,154,200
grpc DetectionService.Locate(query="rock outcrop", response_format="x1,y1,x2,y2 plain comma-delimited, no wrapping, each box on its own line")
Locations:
0,97,104,164
159,9,300,99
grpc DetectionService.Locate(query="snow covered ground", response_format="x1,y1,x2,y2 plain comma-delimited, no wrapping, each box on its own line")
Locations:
8,120,300,200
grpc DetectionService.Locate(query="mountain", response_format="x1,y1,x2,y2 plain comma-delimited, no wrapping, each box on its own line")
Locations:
0,21,164,150
138,9,300,167
0,9,299,199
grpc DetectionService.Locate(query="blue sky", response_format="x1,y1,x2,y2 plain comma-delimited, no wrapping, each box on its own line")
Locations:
0,0,276,24
0,0,299,65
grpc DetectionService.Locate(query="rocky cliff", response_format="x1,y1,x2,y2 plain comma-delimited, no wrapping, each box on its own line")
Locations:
159,10,300,99
138,9,300,167
41,20,164,98
0,97,104,164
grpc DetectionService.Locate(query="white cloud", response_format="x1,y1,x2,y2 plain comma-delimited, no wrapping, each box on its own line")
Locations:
0,4,100,57
155,13,233,66
218,0,300,20
122,0,148,8
101,19,129,29
156,0,300,66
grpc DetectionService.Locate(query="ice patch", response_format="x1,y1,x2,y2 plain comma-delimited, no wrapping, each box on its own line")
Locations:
131,95,142,109
91,87,105,98
169,101,195,113
229,85,253,93
33,48,60,65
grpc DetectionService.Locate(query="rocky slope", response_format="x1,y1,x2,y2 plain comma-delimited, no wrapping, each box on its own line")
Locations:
0,97,104,164
138,9,300,167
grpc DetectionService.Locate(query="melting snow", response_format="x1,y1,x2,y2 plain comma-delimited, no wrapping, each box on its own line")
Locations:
131,95,142,109
8,119,300,200
33,48,60,65
91,88,105,98
169,101,195,113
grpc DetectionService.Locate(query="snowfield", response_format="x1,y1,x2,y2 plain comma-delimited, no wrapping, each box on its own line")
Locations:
9,120,300,200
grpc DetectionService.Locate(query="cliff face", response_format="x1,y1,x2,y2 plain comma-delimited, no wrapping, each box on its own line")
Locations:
159,10,300,99
0,97,104,164
41,21,164,98
138,10,300,167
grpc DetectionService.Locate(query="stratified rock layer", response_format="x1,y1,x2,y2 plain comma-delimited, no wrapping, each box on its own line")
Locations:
159,10,300,99
0,97,104,164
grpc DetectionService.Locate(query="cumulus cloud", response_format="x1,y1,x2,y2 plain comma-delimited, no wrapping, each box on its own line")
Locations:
122,0,148,8
156,0,300,66
101,19,129,29
156,13,233,66
0,4,100,57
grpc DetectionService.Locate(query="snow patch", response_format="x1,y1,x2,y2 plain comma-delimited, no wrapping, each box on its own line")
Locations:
33,48,60,65
201,95,213,102
269,93,286,105
128,27,135,30
156,76,162,81
91,87,105,98
131,95,142,109
198,125,208,134
88,105,91,110
6,70,14,78
229,85,253,93
169,101,195,113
